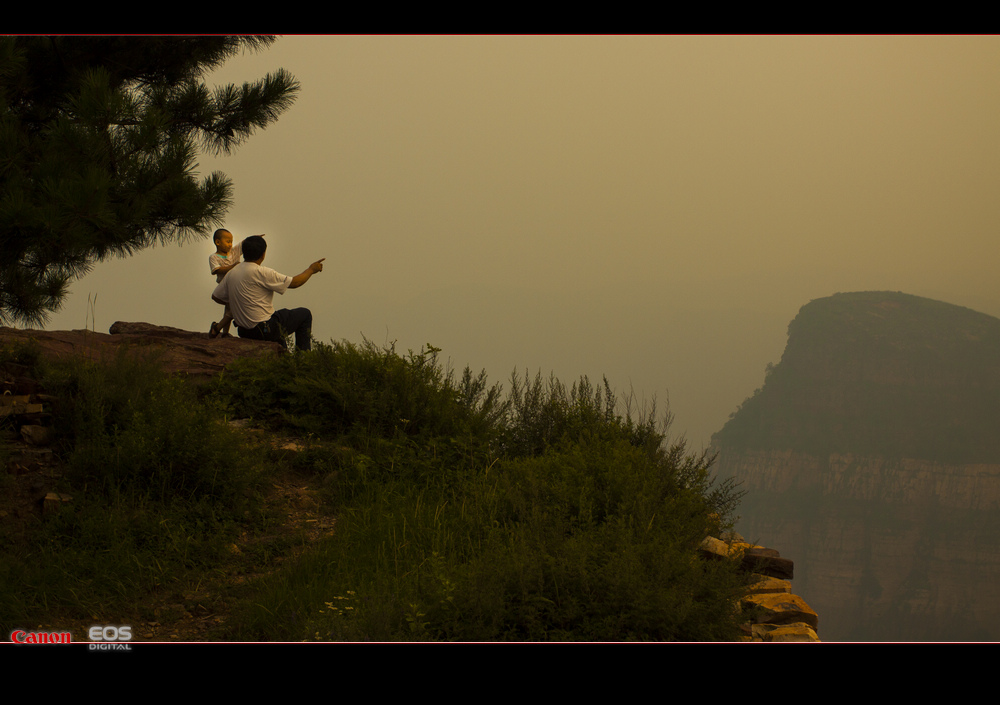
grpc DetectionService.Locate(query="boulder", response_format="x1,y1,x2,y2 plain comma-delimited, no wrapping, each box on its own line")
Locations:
745,592,819,630
0,323,284,381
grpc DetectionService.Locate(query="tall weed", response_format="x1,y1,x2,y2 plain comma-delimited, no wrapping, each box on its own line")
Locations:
0,349,271,629
214,339,505,442
47,348,263,504
219,342,750,641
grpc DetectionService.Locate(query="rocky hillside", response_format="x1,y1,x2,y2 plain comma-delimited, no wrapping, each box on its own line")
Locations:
2,323,818,641
712,291,1000,641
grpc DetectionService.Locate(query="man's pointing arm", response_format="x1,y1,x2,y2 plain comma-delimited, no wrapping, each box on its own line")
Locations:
289,259,325,289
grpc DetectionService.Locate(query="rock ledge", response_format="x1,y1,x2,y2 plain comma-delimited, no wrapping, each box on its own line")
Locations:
0,322,284,380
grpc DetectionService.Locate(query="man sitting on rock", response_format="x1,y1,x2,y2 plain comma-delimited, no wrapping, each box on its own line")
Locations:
211,235,325,351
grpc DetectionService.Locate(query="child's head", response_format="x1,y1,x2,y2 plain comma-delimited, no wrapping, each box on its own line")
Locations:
242,235,267,263
213,229,233,254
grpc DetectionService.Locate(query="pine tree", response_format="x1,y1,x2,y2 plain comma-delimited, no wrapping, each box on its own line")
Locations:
0,36,299,326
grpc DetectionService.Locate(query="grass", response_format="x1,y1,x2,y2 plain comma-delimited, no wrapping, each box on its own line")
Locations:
212,340,753,641
0,346,276,635
0,338,754,641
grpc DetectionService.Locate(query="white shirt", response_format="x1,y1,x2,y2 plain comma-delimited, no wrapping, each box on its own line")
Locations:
209,241,243,283
213,262,292,328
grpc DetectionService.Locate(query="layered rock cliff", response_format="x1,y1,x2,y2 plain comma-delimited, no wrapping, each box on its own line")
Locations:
712,291,1000,641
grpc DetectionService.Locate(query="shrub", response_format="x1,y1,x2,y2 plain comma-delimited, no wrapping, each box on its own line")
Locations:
212,339,503,440
502,371,665,458
0,348,270,630
419,436,748,641
46,348,263,505
220,343,750,641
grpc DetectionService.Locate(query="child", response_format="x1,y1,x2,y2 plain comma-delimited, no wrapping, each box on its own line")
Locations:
208,229,263,338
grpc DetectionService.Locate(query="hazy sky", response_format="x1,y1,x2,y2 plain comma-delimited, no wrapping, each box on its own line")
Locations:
41,36,1000,450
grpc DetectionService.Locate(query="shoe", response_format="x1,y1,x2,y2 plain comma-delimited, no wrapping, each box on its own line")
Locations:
209,321,222,338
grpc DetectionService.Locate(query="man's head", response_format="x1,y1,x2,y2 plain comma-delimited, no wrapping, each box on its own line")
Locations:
242,235,267,263
213,229,233,254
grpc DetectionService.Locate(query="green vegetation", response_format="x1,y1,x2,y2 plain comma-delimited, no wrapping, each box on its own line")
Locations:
0,346,274,631
1,340,752,641
0,36,298,326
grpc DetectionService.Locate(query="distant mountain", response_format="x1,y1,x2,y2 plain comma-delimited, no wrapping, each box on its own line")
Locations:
714,290,1000,463
712,291,1000,641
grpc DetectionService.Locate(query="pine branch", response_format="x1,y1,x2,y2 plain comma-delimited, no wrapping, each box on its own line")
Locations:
0,36,297,324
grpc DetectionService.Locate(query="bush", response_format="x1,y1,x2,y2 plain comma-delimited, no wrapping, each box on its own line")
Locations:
47,348,264,505
219,343,751,641
416,436,747,641
212,339,504,441
502,371,665,458
0,348,270,630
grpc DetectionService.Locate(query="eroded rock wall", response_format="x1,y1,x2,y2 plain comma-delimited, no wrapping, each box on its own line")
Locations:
714,446,1000,641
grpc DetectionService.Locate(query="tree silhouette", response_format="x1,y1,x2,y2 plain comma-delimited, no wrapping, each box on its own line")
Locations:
0,36,299,325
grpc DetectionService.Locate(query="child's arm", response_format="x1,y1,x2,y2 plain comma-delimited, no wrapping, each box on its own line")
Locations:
212,262,239,277
228,235,263,263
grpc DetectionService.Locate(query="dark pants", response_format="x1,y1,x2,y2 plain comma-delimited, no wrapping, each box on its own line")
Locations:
238,308,313,350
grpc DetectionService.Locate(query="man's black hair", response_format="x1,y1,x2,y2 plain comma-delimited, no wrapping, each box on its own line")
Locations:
243,235,267,262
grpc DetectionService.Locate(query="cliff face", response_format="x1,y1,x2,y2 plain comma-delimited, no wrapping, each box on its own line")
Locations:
712,292,1000,641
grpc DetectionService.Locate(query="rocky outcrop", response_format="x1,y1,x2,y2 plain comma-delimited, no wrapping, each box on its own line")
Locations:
712,292,1000,641
0,322,284,381
701,535,820,642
